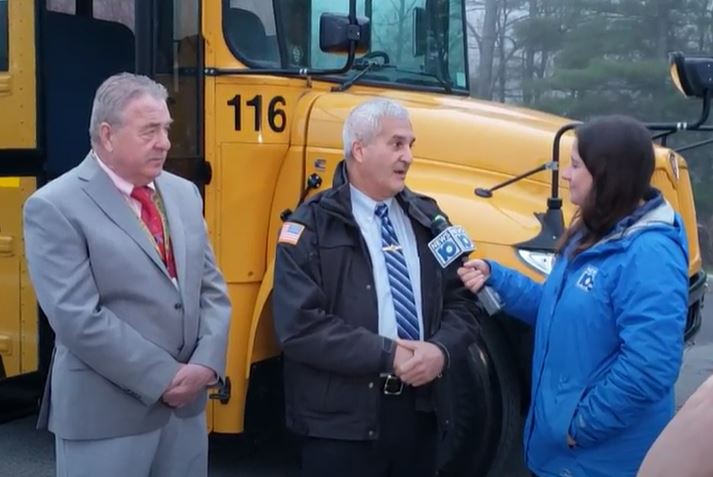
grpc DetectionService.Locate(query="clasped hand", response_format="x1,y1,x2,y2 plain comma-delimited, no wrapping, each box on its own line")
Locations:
161,363,216,408
392,339,445,387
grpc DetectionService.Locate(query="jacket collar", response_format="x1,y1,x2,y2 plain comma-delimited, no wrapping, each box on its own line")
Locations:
77,154,185,289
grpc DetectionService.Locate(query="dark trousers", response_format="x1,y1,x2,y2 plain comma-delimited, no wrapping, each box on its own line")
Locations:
298,389,437,477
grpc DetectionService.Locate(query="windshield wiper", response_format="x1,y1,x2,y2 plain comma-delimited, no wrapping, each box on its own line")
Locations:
332,60,379,92
334,62,454,93
391,67,453,93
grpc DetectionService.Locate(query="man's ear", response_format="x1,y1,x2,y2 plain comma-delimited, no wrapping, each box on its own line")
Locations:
352,140,365,163
99,122,114,153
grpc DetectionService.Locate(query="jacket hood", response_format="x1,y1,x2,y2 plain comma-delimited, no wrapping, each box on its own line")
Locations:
568,189,688,260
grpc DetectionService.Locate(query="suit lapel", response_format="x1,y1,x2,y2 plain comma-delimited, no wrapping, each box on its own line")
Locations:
77,155,171,279
155,174,187,296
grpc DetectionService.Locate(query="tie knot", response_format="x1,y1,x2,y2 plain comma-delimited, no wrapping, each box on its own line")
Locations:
375,203,389,219
131,186,154,205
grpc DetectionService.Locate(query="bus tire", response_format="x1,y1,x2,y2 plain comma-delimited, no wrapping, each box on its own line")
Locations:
439,312,523,477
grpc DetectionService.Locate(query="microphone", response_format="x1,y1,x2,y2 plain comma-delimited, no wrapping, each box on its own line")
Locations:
428,215,503,316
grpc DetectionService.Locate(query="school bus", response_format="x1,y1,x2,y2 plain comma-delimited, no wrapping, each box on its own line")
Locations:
0,1,707,475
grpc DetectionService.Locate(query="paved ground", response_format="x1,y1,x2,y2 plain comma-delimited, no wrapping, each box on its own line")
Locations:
0,417,298,477
1,289,711,477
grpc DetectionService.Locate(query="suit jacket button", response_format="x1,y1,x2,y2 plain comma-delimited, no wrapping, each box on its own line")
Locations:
368,381,374,389
368,430,375,437
174,303,183,310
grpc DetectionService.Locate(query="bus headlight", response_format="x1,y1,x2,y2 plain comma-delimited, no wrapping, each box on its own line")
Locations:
517,249,555,276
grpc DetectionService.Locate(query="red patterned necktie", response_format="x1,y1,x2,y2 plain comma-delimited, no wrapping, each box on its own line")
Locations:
130,186,176,278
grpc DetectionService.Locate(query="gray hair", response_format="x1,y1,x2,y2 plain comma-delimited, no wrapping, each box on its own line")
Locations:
89,72,168,146
342,99,410,160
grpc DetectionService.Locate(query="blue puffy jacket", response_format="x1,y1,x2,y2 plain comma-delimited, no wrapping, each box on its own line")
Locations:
487,192,688,477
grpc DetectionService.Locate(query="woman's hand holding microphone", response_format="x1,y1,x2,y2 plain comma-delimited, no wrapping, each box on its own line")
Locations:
457,259,491,293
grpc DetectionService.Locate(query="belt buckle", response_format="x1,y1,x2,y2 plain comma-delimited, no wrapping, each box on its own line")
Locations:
383,375,404,395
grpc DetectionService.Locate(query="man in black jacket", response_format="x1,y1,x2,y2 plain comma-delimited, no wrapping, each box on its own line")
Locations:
273,98,478,477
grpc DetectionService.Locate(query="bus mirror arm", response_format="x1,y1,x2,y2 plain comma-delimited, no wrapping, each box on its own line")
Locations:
474,161,558,199
474,122,577,248
648,91,712,145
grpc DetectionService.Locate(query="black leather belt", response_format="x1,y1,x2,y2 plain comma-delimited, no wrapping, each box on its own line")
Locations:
379,374,405,395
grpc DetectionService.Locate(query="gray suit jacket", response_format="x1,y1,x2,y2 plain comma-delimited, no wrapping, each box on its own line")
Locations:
23,155,231,440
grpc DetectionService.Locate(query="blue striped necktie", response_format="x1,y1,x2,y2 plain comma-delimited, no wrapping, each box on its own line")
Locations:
375,203,420,340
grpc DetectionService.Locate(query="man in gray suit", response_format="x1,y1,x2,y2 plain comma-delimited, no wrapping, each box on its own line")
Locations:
23,73,231,477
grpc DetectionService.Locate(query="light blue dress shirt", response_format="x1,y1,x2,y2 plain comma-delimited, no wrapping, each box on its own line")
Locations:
350,185,424,340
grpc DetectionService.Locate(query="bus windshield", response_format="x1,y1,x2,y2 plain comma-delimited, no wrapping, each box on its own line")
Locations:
222,0,469,93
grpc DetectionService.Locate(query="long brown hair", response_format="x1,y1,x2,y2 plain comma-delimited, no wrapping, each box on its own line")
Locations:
558,115,655,256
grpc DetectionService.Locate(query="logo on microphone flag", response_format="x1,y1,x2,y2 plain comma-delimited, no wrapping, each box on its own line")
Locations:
428,229,464,268
450,226,475,252
428,226,476,268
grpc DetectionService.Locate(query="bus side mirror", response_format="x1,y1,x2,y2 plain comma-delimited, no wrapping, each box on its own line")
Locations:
319,12,370,54
669,51,713,98
413,7,427,57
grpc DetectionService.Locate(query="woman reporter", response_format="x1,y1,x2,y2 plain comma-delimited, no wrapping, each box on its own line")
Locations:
458,116,689,477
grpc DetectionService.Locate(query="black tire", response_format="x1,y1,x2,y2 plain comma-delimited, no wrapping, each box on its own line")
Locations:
439,312,524,477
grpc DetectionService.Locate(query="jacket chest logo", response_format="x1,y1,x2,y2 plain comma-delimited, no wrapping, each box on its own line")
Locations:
576,266,598,292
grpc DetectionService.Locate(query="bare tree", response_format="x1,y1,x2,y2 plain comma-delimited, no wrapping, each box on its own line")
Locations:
475,0,499,99
522,0,538,105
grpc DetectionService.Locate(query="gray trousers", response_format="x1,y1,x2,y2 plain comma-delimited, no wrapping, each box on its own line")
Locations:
55,411,208,477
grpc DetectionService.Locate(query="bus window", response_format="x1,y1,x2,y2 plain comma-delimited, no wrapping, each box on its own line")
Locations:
447,0,467,89
142,0,204,188
0,0,7,71
46,0,74,14
47,1,135,31
42,0,136,178
93,0,134,32
223,0,281,67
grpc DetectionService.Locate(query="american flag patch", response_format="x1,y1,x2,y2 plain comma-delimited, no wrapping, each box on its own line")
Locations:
278,222,305,245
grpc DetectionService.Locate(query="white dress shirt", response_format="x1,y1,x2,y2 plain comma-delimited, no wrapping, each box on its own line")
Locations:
350,185,424,340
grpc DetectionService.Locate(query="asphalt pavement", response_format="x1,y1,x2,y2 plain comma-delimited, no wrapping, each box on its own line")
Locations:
2,289,712,477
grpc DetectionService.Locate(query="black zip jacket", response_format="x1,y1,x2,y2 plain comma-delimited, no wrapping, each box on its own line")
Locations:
272,161,479,440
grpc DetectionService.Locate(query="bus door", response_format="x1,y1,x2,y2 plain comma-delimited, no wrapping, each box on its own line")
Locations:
135,0,207,192
0,0,140,420
0,0,42,421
